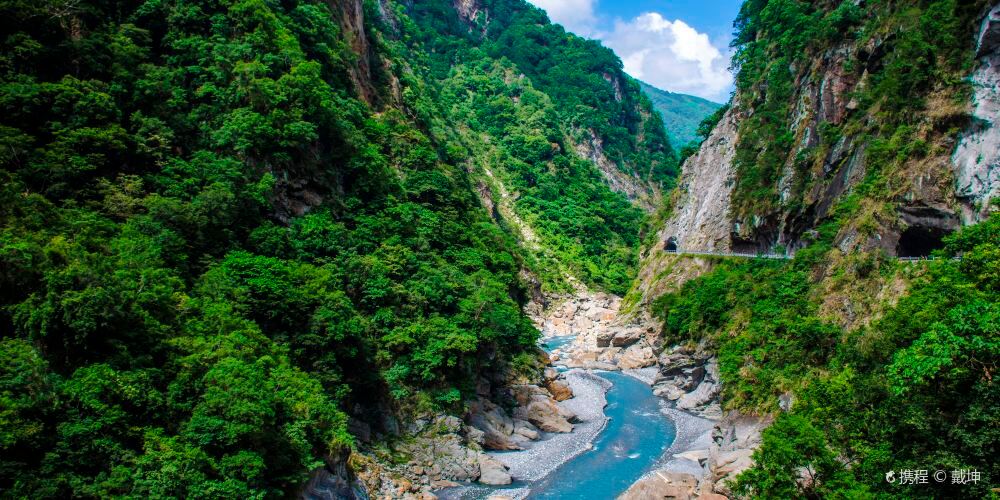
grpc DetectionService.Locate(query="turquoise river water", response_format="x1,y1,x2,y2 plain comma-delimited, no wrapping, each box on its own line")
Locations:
527,370,676,498
443,336,677,499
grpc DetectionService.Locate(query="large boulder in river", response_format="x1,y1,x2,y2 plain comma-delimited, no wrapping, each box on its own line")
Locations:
619,470,699,500
477,457,512,485
509,383,575,432
617,343,656,369
514,397,574,433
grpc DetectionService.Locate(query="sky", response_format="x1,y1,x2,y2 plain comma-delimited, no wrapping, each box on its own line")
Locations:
525,0,744,102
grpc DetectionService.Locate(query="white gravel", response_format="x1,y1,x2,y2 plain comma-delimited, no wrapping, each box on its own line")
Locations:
654,405,715,477
622,366,659,385
490,369,612,481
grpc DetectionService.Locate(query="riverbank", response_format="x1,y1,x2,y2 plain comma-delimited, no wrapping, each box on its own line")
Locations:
493,370,612,481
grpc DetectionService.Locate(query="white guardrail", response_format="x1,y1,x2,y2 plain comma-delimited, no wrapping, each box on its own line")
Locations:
665,249,960,262
665,249,792,260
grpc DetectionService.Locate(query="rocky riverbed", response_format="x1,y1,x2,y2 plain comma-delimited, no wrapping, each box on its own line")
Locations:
619,342,772,499
534,292,770,499
326,289,769,500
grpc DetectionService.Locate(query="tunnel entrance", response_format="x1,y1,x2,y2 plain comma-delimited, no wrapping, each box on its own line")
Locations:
665,237,678,252
896,225,949,257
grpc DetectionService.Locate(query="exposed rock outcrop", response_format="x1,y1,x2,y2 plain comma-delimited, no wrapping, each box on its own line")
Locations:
659,108,740,254
573,130,658,212
652,344,722,419
534,290,659,371
301,446,370,500
953,3,1000,222
619,470,727,500
706,414,772,497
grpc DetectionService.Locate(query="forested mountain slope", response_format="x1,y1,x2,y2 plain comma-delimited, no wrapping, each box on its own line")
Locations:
0,0,673,496
639,80,723,149
631,0,1000,497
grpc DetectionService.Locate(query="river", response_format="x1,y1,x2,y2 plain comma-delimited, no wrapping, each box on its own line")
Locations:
440,337,678,499
527,370,676,498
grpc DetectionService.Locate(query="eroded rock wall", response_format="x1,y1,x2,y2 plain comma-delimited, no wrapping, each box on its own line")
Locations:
658,107,740,253
954,3,1000,222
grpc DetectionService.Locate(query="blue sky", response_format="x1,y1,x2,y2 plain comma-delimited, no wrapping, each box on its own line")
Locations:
526,0,744,102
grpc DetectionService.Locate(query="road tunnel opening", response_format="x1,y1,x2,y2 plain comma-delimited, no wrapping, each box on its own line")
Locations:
896,225,949,257
665,237,678,252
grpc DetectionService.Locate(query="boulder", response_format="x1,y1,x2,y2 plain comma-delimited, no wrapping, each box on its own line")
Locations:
596,331,614,347
477,457,512,486
513,419,539,440
611,330,642,347
677,380,719,410
680,366,706,391
465,425,485,445
510,384,547,407
545,379,573,401
582,360,619,371
659,355,698,377
618,344,656,370
467,399,519,451
653,384,685,401
598,347,621,363
619,470,699,500
514,397,574,433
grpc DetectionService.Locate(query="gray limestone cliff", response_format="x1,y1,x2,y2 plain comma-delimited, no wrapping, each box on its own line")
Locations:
953,4,1000,222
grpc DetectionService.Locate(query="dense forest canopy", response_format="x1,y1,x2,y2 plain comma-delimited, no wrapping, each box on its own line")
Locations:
0,0,674,495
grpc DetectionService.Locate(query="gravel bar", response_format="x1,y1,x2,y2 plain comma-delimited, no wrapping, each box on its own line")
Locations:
490,369,612,481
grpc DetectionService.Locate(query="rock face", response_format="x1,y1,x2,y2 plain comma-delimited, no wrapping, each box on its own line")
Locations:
301,446,369,500
574,130,658,212
706,414,772,497
953,3,1000,223
660,108,739,254
467,398,519,450
652,345,722,419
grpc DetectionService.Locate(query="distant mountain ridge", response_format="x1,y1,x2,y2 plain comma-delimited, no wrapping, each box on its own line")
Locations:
638,81,722,148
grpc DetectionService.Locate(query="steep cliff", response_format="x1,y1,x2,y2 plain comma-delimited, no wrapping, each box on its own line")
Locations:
629,1,1000,497
954,4,1000,221
652,0,999,261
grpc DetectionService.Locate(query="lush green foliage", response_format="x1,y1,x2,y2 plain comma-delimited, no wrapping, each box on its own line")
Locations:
0,0,691,494
677,103,730,165
653,215,1000,496
392,0,678,294
638,81,723,149
0,0,680,492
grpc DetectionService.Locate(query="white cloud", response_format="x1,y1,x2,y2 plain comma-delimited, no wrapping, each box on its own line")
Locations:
525,0,599,37
525,1,734,102
601,13,733,101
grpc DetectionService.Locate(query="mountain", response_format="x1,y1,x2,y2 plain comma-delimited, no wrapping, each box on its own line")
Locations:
0,0,676,496
639,80,723,148
629,0,1000,497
